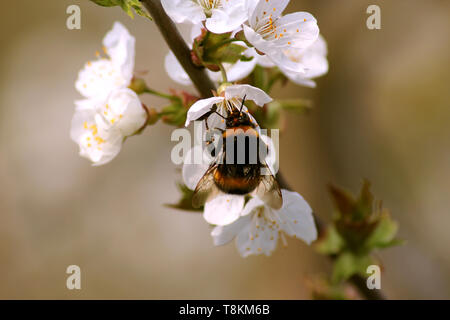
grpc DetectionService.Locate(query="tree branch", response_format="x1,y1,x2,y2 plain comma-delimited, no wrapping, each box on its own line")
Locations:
141,0,216,98
142,0,386,300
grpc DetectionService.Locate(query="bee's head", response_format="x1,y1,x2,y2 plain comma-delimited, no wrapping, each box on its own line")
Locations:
226,108,251,128
225,96,250,127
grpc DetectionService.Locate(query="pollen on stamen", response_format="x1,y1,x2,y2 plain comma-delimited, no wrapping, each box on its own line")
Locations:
102,46,108,54
83,121,88,129
95,51,100,57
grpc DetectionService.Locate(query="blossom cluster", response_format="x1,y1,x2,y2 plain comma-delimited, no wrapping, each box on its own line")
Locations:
72,0,329,257
163,0,328,88
71,22,148,165
162,0,325,256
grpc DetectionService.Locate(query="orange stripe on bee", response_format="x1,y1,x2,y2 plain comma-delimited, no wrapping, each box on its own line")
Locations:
223,126,259,139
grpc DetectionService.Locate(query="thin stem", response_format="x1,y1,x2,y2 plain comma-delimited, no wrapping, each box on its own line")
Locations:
141,0,216,98
142,0,386,301
208,38,241,52
143,88,176,100
218,63,228,83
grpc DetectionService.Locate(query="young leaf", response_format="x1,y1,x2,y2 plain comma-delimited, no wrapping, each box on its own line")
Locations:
332,252,373,284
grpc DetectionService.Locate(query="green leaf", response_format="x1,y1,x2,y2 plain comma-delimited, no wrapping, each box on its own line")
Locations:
332,252,373,284
328,184,357,219
316,226,345,255
90,0,120,6
364,213,400,249
166,183,203,212
271,99,312,114
90,0,151,20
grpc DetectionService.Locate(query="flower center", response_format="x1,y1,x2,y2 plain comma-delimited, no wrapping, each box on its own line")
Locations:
255,14,279,41
247,207,280,244
197,0,222,14
284,49,303,63
81,122,106,152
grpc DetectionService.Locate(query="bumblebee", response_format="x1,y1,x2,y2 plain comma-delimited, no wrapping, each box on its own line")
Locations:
192,97,282,209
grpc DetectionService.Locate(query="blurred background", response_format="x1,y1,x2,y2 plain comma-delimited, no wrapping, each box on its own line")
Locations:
0,0,449,299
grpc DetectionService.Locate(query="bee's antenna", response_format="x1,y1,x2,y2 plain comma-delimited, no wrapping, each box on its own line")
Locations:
239,95,247,112
214,111,227,119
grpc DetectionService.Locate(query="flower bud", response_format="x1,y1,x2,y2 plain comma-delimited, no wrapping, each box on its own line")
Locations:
128,77,147,95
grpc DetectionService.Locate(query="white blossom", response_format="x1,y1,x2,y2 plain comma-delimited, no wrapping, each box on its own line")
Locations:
278,35,329,87
70,101,123,166
96,88,147,137
75,22,135,99
211,189,317,257
161,0,249,34
185,84,272,129
164,24,257,86
243,0,319,72
71,22,147,165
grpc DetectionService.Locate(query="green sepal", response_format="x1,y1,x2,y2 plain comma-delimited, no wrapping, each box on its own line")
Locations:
90,0,152,20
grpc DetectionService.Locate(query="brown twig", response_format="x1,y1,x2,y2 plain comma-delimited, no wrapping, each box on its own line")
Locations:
142,0,386,300
141,0,216,98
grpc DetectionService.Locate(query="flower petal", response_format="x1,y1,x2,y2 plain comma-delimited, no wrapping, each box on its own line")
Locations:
70,105,123,166
275,12,319,50
185,97,224,127
102,88,147,136
161,0,206,24
277,189,317,244
211,214,250,246
102,22,135,84
203,194,245,226
165,51,193,86
225,84,272,106
182,145,213,190
75,59,128,99
280,35,328,87
206,1,248,34
235,212,278,257
250,0,290,27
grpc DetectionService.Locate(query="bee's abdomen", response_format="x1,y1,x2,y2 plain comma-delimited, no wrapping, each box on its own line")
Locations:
214,164,260,195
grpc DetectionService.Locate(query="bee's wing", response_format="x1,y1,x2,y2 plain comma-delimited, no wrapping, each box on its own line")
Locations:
254,164,283,210
192,163,221,208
